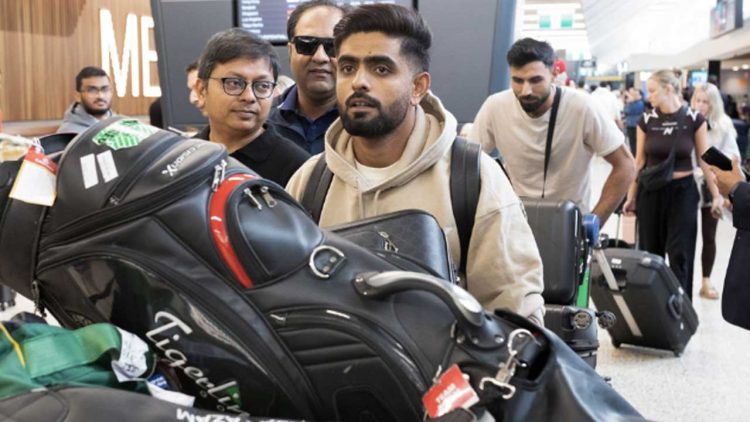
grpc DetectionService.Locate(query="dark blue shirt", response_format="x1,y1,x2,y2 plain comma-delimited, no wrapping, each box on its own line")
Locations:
268,86,338,154
624,99,645,128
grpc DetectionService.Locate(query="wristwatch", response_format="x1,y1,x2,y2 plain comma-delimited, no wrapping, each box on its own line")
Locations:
728,182,742,204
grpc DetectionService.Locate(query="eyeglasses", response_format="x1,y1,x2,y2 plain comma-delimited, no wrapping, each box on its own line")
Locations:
208,77,277,99
292,36,335,57
80,86,111,95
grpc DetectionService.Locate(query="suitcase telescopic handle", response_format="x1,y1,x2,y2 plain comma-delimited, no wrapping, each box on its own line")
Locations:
353,271,484,328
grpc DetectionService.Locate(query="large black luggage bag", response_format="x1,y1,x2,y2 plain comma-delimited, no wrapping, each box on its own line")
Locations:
590,247,698,356
0,117,642,421
522,197,586,305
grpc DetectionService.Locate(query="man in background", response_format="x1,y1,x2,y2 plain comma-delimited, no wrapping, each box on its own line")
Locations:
195,28,309,186
268,0,348,153
469,38,634,224
623,86,645,154
57,66,115,133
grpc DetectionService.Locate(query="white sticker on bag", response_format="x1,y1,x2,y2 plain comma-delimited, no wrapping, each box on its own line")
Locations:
8,147,58,206
146,381,196,407
80,154,99,189
112,327,149,382
96,150,119,183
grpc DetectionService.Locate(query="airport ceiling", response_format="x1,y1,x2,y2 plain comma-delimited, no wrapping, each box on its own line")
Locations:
580,0,716,69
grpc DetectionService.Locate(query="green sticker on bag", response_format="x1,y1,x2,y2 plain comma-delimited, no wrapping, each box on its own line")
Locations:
92,119,159,150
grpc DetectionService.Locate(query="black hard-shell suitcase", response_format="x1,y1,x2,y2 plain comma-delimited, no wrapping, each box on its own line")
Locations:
522,197,586,305
590,248,698,356
543,304,599,368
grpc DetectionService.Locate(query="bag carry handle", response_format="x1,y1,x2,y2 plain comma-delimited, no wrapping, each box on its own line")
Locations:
667,294,684,320
353,271,513,350
354,271,483,326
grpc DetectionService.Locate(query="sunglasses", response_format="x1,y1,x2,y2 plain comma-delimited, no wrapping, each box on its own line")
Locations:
292,36,335,57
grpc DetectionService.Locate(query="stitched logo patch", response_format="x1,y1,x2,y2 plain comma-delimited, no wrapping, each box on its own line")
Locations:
92,119,159,150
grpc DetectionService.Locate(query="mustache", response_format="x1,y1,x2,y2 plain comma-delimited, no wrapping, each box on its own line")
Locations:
345,93,381,108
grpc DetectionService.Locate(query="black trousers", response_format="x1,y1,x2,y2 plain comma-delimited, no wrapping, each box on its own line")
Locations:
627,126,637,155
637,176,699,299
700,207,719,278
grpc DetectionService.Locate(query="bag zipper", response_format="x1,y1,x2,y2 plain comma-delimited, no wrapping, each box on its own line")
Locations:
40,152,228,250
104,132,181,207
225,180,311,283
36,249,322,416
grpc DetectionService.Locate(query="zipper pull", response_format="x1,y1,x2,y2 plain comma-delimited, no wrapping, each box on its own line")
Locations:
108,196,120,206
378,231,398,252
244,188,262,210
211,160,227,191
31,279,47,318
260,186,277,208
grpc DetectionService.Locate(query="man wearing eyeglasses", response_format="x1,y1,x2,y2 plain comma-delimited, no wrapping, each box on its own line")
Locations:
268,0,349,154
57,66,116,134
194,28,310,186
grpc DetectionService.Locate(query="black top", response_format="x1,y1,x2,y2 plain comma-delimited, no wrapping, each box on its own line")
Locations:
637,106,706,171
194,123,310,187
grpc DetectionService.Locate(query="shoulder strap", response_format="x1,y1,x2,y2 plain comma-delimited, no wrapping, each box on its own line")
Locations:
300,155,334,224
450,137,482,276
542,86,563,198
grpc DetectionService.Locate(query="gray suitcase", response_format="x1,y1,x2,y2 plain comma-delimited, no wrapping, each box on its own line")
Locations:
590,248,698,356
0,285,15,311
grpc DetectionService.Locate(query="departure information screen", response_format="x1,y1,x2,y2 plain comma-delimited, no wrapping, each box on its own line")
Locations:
237,0,415,44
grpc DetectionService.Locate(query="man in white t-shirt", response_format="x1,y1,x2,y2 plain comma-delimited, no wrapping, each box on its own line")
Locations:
469,38,634,223
591,81,624,131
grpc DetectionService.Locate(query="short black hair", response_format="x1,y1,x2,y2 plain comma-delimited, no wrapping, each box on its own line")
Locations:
75,66,108,91
198,28,280,82
506,38,555,69
185,60,199,74
287,0,349,40
333,4,431,73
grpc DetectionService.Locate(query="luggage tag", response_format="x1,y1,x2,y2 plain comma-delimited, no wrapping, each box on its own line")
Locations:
422,364,480,418
8,143,57,206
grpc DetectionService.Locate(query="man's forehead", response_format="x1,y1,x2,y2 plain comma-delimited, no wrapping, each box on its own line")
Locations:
213,57,273,76
296,6,342,35
81,76,110,86
510,61,551,77
338,32,401,57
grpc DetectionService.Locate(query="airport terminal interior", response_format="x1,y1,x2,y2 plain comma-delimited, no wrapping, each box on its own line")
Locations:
2,0,750,421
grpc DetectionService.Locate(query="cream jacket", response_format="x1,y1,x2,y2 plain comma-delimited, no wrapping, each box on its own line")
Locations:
286,92,545,324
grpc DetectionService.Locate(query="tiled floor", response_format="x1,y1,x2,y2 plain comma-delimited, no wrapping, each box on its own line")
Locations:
2,158,748,421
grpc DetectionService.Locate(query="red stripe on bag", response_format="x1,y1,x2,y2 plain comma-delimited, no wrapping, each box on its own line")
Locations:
209,173,255,288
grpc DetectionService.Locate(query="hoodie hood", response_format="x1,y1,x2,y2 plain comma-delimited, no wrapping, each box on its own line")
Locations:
323,91,458,193
57,102,113,134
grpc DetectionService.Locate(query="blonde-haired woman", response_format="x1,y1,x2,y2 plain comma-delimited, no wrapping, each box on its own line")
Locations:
623,70,720,301
691,83,740,299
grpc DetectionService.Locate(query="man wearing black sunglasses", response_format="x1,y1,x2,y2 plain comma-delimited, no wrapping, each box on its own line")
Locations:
194,28,310,186
268,0,349,154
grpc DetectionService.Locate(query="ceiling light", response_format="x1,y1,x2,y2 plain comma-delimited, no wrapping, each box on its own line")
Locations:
742,64,750,70
733,66,740,71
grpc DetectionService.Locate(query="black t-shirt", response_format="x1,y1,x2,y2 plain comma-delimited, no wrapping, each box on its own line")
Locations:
194,123,310,186
637,106,705,171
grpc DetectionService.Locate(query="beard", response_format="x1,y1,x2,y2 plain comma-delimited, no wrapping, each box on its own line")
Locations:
81,100,111,117
340,92,410,138
516,88,552,114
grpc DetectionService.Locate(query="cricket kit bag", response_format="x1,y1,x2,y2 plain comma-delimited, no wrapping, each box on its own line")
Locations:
0,117,643,421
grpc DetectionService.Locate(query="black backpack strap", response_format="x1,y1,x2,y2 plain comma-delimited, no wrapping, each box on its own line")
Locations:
542,86,562,198
300,155,334,224
450,137,482,276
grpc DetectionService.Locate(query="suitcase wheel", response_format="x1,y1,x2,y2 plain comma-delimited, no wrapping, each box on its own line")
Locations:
673,351,681,357
612,340,621,348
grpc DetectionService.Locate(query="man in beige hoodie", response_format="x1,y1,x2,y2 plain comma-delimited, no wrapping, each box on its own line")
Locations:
286,4,545,324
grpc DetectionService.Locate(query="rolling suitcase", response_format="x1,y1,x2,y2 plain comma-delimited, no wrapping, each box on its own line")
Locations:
590,247,698,356
543,305,599,368
521,197,587,305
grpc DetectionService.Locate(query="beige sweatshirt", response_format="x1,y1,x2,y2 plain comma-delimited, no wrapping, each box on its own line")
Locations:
286,92,545,324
